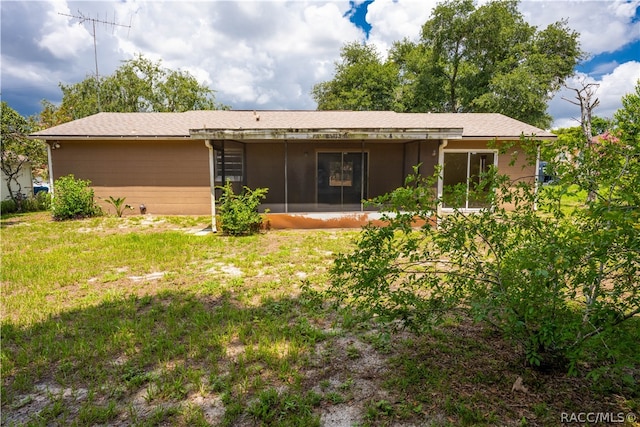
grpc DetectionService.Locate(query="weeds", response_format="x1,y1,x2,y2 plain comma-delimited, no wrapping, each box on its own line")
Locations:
1,213,637,426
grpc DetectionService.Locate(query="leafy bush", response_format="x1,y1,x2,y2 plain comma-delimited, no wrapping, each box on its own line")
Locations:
328,134,639,375
51,175,101,220
217,182,268,235
1,199,17,214
1,192,51,215
24,191,51,212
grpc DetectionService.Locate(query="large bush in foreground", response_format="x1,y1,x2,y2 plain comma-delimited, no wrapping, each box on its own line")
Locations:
217,182,268,235
328,132,639,375
51,175,101,220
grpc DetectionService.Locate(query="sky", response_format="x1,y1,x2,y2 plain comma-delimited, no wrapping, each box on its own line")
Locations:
1,0,639,129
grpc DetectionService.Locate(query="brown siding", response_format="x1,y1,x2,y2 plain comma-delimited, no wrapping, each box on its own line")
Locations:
403,140,440,179
49,137,535,217
368,143,405,197
51,139,210,215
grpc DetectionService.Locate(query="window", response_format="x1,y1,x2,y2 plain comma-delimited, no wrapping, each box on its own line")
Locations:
442,151,496,209
216,148,243,183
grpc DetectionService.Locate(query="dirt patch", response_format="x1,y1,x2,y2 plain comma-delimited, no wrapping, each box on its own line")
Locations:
128,271,166,282
205,263,243,277
5,383,89,425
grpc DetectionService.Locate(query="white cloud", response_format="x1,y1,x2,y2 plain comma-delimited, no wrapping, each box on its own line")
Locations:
37,1,94,59
104,1,362,109
366,0,435,54
549,61,640,128
1,0,638,119
519,0,640,56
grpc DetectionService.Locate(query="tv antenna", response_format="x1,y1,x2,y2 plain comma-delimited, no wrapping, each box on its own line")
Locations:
59,11,132,111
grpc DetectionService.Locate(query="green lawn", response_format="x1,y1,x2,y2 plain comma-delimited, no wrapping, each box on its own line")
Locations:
2,213,638,426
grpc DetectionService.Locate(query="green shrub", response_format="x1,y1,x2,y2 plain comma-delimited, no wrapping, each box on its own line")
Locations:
1,192,51,215
1,199,17,214
328,134,639,375
217,182,268,235
25,191,51,212
51,175,101,220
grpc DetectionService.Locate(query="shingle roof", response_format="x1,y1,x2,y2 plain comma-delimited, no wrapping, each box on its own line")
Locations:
30,110,555,139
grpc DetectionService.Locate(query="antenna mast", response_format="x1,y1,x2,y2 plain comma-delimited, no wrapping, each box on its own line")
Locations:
59,11,132,111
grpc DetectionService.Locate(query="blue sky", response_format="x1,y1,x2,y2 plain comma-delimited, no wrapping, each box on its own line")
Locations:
1,0,639,129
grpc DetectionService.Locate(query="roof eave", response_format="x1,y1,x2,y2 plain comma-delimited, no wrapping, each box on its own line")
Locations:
28,134,191,141
460,134,557,140
189,128,464,140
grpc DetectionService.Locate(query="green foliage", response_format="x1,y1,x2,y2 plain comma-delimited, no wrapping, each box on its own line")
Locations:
247,388,321,426
329,125,639,373
1,192,51,215
0,199,17,214
40,54,228,125
312,42,400,111
314,0,581,127
1,102,48,207
217,182,268,235
614,79,640,145
51,175,101,220
105,196,133,217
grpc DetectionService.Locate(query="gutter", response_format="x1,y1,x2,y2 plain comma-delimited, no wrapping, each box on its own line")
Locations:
28,135,191,141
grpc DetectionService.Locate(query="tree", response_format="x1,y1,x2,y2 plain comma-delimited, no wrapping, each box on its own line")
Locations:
328,86,640,376
1,102,47,209
614,79,640,146
315,0,582,128
312,42,400,111
41,54,227,126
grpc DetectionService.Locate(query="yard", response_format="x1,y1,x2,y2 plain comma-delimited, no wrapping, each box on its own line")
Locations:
1,212,638,426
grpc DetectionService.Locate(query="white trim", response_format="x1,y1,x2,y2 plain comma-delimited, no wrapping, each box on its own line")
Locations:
205,140,217,233
47,143,54,197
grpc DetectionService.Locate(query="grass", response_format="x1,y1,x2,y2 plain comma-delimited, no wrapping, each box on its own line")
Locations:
2,212,638,426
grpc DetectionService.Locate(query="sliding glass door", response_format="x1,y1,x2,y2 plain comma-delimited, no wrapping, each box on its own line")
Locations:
442,151,496,209
317,152,368,210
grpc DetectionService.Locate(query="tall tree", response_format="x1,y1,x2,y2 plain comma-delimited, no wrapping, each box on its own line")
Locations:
418,0,477,113
408,0,581,127
315,0,582,128
1,102,47,208
312,42,400,111
41,54,227,126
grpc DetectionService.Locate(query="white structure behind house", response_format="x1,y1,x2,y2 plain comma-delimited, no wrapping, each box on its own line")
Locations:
1,162,33,201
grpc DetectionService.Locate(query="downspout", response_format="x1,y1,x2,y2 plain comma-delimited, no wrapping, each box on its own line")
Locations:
436,139,449,226
205,140,217,233
46,142,54,197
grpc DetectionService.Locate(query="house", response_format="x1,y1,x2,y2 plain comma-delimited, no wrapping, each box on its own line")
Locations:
30,110,555,229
